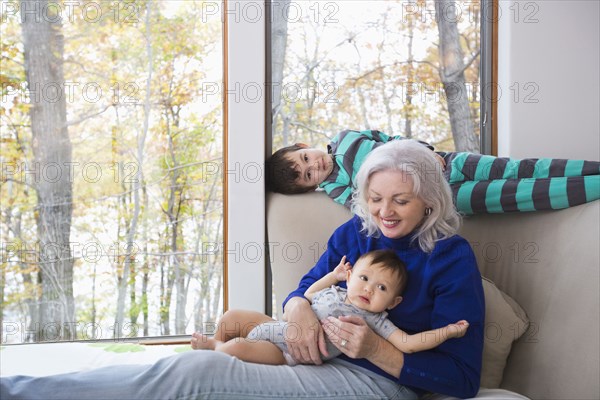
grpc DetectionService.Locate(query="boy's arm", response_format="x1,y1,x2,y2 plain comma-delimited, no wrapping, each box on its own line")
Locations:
389,133,435,151
304,256,352,302
333,129,434,149
387,320,469,354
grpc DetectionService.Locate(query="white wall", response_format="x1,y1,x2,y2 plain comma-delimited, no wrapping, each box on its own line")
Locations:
226,1,266,311
497,0,600,160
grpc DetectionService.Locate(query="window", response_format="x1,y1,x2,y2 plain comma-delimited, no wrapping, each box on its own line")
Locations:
1,0,223,343
270,0,488,153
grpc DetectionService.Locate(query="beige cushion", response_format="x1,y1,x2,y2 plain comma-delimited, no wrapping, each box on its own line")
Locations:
481,278,529,388
424,388,530,400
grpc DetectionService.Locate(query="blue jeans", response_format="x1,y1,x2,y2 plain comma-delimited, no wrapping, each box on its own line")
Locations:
1,350,417,399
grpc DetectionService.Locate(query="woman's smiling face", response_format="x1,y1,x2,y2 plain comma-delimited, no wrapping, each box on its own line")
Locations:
367,170,427,239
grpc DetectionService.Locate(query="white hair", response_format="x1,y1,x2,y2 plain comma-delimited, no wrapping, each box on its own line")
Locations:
350,140,461,253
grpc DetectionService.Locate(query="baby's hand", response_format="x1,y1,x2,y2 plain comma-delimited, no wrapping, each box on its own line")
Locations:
446,320,469,338
332,255,352,282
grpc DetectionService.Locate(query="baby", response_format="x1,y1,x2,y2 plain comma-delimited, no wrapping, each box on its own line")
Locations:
191,249,468,365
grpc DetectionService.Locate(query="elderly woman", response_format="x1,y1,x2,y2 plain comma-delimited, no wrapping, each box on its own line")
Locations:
283,139,485,398
1,140,484,400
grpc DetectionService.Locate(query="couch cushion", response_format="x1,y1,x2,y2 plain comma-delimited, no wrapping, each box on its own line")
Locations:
423,388,530,400
481,278,529,388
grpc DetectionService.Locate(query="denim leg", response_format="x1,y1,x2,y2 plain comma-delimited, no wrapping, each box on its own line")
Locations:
1,350,417,400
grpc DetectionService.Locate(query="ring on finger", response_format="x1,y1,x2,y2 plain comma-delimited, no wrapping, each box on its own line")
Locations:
340,339,347,348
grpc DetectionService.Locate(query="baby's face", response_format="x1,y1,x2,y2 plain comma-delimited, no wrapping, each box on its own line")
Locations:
345,258,403,313
286,148,334,188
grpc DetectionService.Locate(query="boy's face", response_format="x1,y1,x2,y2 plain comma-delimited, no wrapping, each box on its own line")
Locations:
345,257,403,313
286,148,334,188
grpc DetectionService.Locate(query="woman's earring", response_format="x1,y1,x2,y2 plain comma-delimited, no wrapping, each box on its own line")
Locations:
424,208,432,216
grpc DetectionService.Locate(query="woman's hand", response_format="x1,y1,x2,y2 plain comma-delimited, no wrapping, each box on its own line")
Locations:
322,315,405,376
321,315,381,359
283,297,328,364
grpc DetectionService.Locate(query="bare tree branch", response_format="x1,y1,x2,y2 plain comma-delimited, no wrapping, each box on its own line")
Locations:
63,57,110,81
67,104,112,127
349,60,440,83
1,55,25,68
0,178,37,191
289,122,331,140
446,49,481,80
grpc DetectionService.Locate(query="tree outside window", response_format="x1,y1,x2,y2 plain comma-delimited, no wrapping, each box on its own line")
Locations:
1,0,223,343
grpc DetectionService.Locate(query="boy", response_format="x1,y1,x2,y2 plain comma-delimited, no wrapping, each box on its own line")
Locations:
265,130,600,214
190,249,469,365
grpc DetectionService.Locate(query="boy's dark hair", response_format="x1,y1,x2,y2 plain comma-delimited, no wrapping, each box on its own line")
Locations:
357,249,408,295
265,144,317,194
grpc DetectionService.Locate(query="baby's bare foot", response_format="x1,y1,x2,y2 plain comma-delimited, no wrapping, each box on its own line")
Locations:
191,332,217,350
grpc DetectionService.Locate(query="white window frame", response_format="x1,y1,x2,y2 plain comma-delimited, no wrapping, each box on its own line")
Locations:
225,0,267,312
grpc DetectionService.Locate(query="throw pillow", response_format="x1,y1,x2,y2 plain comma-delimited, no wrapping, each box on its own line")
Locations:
480,277,530,388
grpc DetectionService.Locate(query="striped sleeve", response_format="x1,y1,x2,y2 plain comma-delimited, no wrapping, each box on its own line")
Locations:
444,152,599,214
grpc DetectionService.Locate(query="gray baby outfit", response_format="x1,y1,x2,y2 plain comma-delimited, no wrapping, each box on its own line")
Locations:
246,285,398,365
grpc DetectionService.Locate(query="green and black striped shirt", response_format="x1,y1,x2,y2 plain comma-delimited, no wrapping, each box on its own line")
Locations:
318,130,599,214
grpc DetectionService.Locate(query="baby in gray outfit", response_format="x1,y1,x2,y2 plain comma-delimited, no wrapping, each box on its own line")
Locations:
191,249,469,366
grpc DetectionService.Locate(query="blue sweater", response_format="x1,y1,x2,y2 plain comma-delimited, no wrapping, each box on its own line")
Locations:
283,216,485,398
